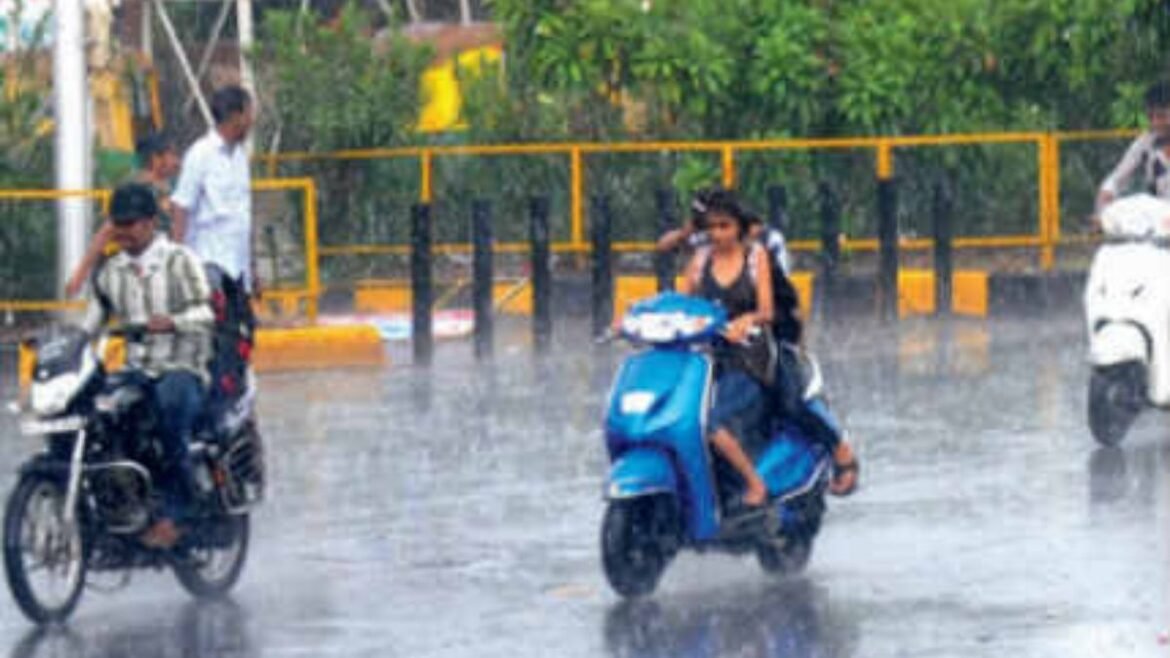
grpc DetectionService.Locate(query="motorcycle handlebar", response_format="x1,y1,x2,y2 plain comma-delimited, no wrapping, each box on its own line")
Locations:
105,324,150,342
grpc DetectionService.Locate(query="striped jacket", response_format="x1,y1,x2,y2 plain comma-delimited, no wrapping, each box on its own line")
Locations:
82,235,214,381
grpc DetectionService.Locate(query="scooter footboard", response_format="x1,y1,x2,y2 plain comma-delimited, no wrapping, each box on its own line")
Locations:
605,449,677,500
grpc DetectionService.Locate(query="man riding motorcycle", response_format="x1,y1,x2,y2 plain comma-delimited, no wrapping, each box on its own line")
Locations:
81,182,215,549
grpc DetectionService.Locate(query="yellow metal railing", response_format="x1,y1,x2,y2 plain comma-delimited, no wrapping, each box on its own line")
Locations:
258,131,1111,265
0,131,1146,318
0,178,320,321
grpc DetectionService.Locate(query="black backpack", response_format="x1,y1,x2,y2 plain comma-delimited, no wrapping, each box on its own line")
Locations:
746,240,803,345
204,264,255,405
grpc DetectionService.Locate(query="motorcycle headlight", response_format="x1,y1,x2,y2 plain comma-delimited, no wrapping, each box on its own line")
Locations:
29,374,81,416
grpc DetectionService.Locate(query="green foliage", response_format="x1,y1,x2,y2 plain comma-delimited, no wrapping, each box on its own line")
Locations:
0,11,56,301
259,2,433,151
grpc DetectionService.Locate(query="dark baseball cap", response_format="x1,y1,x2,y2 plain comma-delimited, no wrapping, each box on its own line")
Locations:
110,183,158,225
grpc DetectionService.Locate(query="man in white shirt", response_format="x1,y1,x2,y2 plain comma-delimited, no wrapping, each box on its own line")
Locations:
171,85,259,295
1097,81,1170,211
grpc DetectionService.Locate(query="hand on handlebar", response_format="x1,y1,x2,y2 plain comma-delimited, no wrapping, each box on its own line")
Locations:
146,315,175,334
722,317,757,345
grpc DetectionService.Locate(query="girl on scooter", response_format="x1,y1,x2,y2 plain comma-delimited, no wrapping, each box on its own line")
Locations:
677,189,775,509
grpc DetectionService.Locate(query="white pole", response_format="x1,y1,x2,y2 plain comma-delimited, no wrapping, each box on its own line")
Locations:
53,0,91,297
142,0,152,61
236,0,254,153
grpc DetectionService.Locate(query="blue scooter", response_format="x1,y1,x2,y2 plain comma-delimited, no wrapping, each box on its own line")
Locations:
601,292,835,597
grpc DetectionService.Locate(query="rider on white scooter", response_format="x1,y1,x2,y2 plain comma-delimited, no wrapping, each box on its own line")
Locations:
1097,81,1170,214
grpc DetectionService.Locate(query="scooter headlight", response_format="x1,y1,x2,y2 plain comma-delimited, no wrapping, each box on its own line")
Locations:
620,390,657,415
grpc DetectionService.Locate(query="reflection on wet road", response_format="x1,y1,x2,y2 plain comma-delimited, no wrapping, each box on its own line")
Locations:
0,311,1165,657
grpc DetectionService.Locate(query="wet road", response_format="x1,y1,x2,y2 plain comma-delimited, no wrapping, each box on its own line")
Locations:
0,309,1167,657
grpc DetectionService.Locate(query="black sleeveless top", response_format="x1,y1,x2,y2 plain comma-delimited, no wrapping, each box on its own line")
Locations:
698,246,769,379
699,246,757,319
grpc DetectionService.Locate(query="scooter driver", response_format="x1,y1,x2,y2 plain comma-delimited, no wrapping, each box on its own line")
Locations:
677,189,775,509
660,188,858,496
82,183,216,549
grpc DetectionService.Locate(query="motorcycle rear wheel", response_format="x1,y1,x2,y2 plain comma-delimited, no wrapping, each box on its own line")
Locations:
173,513,249,598
3,474,87,624
1088,362,1146,447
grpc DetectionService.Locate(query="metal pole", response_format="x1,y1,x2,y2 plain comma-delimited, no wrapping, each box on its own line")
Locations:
472,200,493,359
142,0,153,61
182,0,233,116
817,182,840,320
53,0,91,298
530,197,552,353
933,179,954,316
767,184,789,234
654,189,674,292
236,0,256,153
152,0,213,128
877,177,899,323
411,203,433,366
591,195,614,338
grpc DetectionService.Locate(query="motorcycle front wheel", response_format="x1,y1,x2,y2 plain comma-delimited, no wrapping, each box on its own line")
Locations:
3,474,87,624
601,498,671,598
1088,362,1146,446
173,513,249,598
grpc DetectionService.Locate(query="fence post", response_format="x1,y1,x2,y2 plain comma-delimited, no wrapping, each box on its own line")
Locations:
877,177,899,323
767,184,789,234
411,203,433,366
817,182,840,319
655,189,675,292
530,196,552,353
472,199,493,359
933,179,954,316
591,195,614,338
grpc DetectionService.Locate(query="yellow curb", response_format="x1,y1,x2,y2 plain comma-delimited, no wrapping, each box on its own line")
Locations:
897,270,989,318
252,325,387,372
18,325,387,391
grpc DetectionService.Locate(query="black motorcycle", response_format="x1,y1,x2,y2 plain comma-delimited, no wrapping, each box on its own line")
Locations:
4,321,264,624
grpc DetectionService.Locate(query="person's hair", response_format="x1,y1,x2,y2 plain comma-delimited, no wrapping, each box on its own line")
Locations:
110,182,159,225
1145,81,1170,111
690,187,717,223
210,85,251,125
702,187,749,237
134,133,174,167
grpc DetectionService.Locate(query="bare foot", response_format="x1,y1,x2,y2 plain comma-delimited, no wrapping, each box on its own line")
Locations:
141,518,181,549
743,480,768,507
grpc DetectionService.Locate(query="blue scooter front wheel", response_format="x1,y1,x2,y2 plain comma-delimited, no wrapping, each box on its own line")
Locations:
601,497,675,597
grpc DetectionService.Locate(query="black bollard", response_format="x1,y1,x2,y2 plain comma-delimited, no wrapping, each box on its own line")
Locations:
655,189,675,292
877,178,899,323
264,224,281,286
472,200,493,359
591,195,614,338
817,182,840,319
933,179,954,316
411,203,433,366
767,185,789,234
530,196,552,353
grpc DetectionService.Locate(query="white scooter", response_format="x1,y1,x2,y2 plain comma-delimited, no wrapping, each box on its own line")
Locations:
1084,194,1170,445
